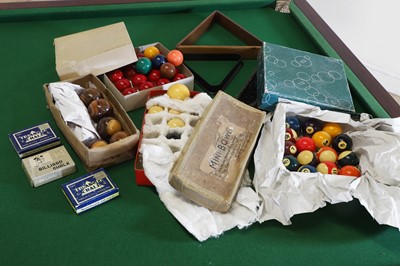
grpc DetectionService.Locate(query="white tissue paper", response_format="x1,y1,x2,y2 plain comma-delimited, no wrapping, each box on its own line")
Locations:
48,82,99,144
254,100,400,230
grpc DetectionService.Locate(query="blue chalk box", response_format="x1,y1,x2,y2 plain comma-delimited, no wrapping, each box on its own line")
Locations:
257,42,355,113
61,168,119,214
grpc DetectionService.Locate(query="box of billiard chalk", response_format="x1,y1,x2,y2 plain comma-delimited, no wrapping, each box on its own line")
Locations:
22,145,76,187
61,168,119,214
103,42,195,111
134,88,212,186
43,74,140,171
9,121,61,158
252,100,400,229
53,22,194,111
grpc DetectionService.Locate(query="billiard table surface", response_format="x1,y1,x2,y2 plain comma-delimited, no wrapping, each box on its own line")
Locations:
1,1,400,265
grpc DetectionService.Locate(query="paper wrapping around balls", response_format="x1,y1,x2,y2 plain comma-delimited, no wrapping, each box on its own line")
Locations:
253,100,400,229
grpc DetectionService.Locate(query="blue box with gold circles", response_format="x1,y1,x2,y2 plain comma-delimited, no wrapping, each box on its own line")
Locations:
256,42,355,113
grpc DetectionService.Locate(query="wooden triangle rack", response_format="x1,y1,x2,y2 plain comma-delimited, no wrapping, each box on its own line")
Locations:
176,11,263,59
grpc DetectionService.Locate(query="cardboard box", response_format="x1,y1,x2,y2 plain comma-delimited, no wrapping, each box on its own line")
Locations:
102,42,194,111
134,90,202,186
257,42,355,113
44,74,140,171
169,91,266,213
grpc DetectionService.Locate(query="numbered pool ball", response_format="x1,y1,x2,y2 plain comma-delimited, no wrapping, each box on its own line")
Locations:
312,130,332,148
302,118,322,136
284,140,297,156
316,146,338,163
285,128,298,142
316,161,339,175
322,122,343,138
282,155,300,171
297,150,318,166
285,116,301,133
338,165,361,177
337,150,359,167
298,165,317,173
296,136,316,152
332,133,353,153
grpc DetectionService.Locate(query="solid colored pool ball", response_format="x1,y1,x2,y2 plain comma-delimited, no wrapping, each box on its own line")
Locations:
337,150,359,167
302,118,322,136
110,131,129,143
167,49,184,67
79,87,102,107
90,139,108,148
297,150,318,166
107,69,124,83
298,165,317,173
322,122,343,138
312,130,332,148
122,87,138,96
151,54,167,69
285,116,301,133
147,105,164,114
172,73,187,81
131,74,148,87
114,78,131,92
148,69,161,82
285,128,298,142
282,155,300,171
88,99,113,122
316,146,338,163
97,116,122,140
167,83,190,100
284,140,297,156
296,136,316,152
156,78,171,86
135,57,152,75
139,81,155,91
143,46,160,59
338,165,361,178
167,118,185,128
316,161,339,175
332,133,353,153
122,64,137,79
160,62,177,79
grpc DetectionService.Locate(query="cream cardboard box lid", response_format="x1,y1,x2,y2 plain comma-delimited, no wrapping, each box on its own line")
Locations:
54,22,138,80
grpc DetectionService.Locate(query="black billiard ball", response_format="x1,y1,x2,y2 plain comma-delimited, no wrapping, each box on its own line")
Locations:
337,150,359,167
302,118,322,136
332,133,353,153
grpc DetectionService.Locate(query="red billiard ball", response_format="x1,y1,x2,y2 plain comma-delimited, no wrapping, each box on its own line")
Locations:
337,150,359,167
122,87,138,96
296,136,316,152
108,69,124,83
114,78,131,92
160,62,177,79
285,128,298,142
172,73,186,81
137,52,145,58
312,131,332,148
316,161,339,175
148,69,161,82
156,78,171,86
284,140,297,156
131,74,147,87
167,49,184,67
122,64,137,79
338,165,361,177
139,81,155,91
316,146,338,163
297,150,317,166
322,122,343,138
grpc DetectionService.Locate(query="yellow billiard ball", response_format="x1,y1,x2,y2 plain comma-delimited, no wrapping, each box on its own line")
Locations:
167,84,190,100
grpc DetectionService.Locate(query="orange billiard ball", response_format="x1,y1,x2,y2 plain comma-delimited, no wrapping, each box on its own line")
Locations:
312,131,332,148
322,122,343,138
316,146,338,163
338,165,361,177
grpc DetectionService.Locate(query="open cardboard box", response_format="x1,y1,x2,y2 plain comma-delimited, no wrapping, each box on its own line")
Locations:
101,42,194,111
43,74,140,171
135,90,201,186
54,22,194,112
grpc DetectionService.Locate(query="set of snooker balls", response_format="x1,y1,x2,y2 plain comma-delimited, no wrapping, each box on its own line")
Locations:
106,46,186,96
283,116,361,177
